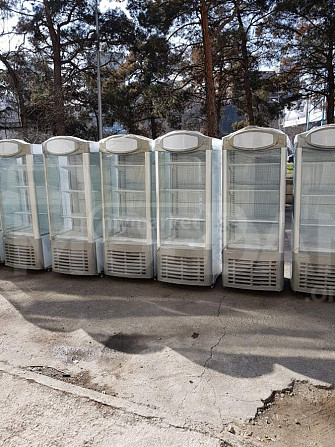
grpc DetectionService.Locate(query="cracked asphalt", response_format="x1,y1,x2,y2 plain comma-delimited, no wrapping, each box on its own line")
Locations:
0,210,334,446
0,260,334,446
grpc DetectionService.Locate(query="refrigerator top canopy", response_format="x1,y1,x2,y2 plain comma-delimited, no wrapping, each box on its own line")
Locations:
295,124,335,149
155,130,212,152
43,136,90,155
0,139,31,158
223,126,288,151
99,134,152,154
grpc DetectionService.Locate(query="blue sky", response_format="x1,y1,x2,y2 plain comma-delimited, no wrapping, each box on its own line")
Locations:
0,1,127,53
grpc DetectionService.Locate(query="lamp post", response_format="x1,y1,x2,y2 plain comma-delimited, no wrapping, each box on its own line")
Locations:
95,0,103,139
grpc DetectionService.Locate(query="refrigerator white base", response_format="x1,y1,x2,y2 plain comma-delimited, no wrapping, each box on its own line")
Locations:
51,240,102,275
292,252,335,296
104,242,154,278
3,235,50,270
223,249,284,291
157,247,217,286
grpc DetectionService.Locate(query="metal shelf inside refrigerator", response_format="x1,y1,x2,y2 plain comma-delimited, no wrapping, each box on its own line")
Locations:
111,163,145,167
160,238,205,248
299,224,335,252
229,219,278,223
229,187,279,219
5,228,35,237
106,218,147,240
227,220,279,250
56,228,88,240
61,189,86,193
228,150,281,164
165,161,205,166
106,217,146,222
61,214,87,219
301,194,335,197
112,188,146,193
166,217,205,222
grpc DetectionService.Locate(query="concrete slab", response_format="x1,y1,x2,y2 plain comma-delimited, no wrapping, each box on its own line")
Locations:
0,257,334,445
0,369,223,447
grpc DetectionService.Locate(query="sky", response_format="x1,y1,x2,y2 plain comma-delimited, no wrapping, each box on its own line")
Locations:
0,1,128,53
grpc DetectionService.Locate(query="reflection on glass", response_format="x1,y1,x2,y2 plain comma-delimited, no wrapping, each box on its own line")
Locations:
46,154,88,240
102,153,147,242
0,156,33,236
158,151,206,247
300,148,335,252
227,149,281,250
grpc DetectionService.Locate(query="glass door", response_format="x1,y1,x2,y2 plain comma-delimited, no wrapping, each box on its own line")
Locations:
227,149,281,250
0,156,34,237
102,152,147,243
46,154,88,241
33,154,49,236
299,148,335,253
158,150,207,248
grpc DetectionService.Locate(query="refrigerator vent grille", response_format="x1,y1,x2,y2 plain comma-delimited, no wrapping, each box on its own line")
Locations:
4,242,36,268
53,247,89,273
106,250,147,276
161,254,205,283
299,262,335,292
227,258,277,288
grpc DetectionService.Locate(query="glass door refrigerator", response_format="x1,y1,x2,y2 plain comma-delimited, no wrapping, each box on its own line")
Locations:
292,125,335,296
0,203,4,262
155,130,222,286
43,136,103,275
222,126,287,291
0,139,51,269
99,134,155,278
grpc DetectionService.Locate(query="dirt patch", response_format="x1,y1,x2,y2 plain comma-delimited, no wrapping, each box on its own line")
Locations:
25,366,117,396
233,381,335,446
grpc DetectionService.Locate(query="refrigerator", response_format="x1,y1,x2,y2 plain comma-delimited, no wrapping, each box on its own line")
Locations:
222,126,287,291
43,136,103,275
155,130,222,286
99,134,155,278
0,208,4,263
0,139,51,269
292,124,335,296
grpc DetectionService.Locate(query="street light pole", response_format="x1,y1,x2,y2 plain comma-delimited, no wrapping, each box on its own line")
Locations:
95,0,103,139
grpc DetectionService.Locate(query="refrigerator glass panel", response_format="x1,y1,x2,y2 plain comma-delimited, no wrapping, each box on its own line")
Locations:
0,156,34,236
46,154,88,240
90,152,102,239
102,152,147,242
227,149,281,250
299,148,335,252
158,151,206,247
33,154,49,235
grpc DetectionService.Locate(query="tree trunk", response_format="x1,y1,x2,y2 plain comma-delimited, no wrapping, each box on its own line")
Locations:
326,41,335,124
236,6,255,125
53,39,66,134
200,0,218,137
43,0,65,135
150,116,158,139
0,54,28,138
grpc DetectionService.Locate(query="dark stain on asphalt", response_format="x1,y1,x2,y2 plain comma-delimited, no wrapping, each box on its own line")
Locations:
103,333,150,354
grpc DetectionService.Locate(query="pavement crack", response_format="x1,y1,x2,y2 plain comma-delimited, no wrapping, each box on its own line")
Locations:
192,294,228,395
178,296,227,414
191,326,227,398
217,295,225,317
203,328,227,370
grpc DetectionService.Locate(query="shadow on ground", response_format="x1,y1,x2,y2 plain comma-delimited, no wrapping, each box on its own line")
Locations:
0,263,334,384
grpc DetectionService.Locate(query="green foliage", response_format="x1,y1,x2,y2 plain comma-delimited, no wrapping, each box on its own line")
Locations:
1,0,334,138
